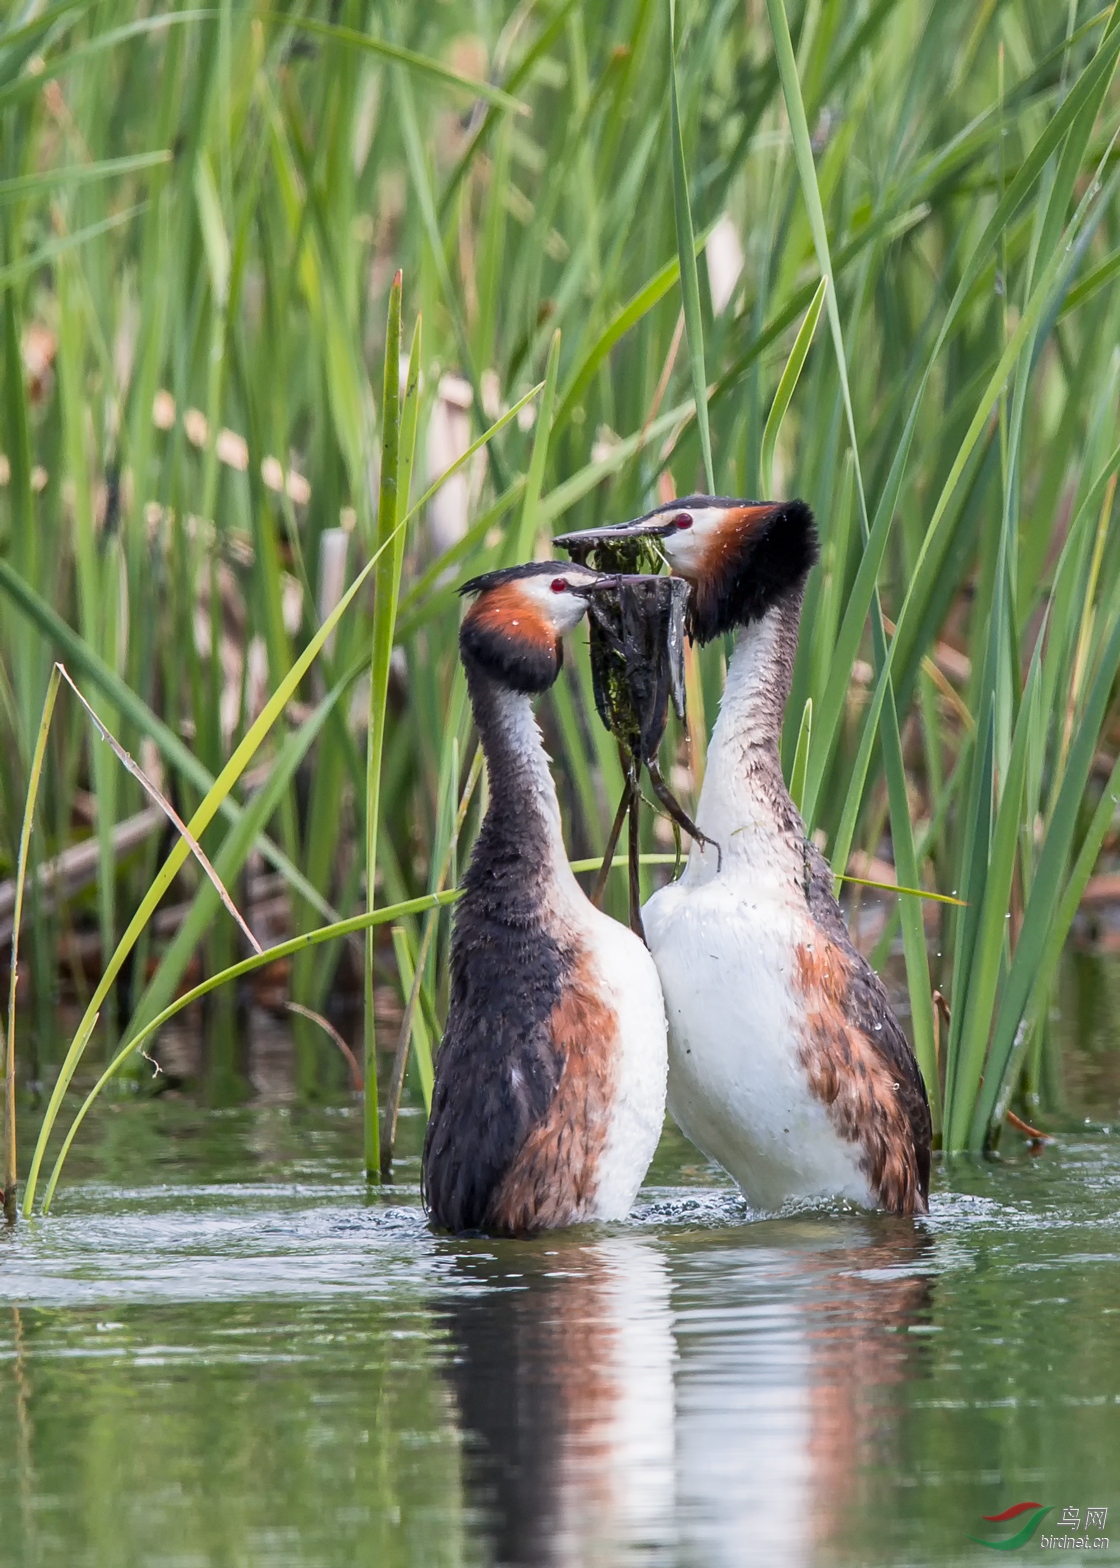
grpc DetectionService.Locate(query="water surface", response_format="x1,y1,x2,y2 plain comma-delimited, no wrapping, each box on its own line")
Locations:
2,1012,1119,1567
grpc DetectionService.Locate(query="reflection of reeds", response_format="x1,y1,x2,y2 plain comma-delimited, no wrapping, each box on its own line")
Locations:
10,1307,38,1560
2,4,1120,1204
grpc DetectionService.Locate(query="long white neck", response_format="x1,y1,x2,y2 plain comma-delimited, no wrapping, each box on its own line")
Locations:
467,668,585,916
487,687,566,839
683,596,804,886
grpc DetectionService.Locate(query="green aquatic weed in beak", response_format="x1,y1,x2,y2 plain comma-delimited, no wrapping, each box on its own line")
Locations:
585,574,688,768
557,536,718,939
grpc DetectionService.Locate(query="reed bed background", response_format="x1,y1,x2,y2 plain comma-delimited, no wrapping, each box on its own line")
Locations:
4,0,1120,1210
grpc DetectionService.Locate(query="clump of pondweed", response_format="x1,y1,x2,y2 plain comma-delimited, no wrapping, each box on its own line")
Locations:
559,535,716,937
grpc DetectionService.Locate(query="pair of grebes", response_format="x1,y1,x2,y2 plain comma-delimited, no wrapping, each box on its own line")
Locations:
422,498,931,1234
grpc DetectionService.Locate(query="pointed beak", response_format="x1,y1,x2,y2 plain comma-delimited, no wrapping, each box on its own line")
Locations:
566,574,617,598
555,513,679,552
578,570,661,595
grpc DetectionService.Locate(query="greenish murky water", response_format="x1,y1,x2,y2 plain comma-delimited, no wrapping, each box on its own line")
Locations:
3,963,1120,1567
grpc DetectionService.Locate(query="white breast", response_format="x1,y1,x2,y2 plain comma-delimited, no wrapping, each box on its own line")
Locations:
643,874,872,1211
585,908,669,1221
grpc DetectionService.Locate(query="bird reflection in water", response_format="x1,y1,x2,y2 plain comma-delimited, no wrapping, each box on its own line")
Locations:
672,1217,936,1567
434,1234,676,1567
436,1218,936,1567
802,1223,937,1561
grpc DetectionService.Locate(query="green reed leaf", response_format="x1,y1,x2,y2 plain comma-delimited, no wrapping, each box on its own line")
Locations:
514,328,562,565
788,697,812,818
3,665,60,1216
668,0,714,491
268,13,525,113
0,151,171,206
41,893,464,1213
761,276,827,498
767,0,936,1097
974,580,1120,1145
364,271,403,1179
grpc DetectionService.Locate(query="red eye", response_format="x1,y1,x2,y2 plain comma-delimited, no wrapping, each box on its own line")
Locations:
673,512,693,530
550,578,568,593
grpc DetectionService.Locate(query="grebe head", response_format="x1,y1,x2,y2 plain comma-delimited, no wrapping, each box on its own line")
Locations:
459,560,605,692
556,497,818,644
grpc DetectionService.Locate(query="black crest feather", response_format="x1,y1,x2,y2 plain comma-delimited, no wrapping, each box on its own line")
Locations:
690,498,818,643
458,560,578,597
458,561,585,694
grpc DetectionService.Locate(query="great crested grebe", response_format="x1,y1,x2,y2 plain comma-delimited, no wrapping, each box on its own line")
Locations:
557,500,931,1216
422,561,668,1236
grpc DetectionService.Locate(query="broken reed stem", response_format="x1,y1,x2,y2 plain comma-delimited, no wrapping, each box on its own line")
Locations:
55,664,261,956
286,1002,362,1091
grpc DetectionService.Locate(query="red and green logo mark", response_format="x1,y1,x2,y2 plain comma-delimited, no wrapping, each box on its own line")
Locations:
971,1503,1054,1551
